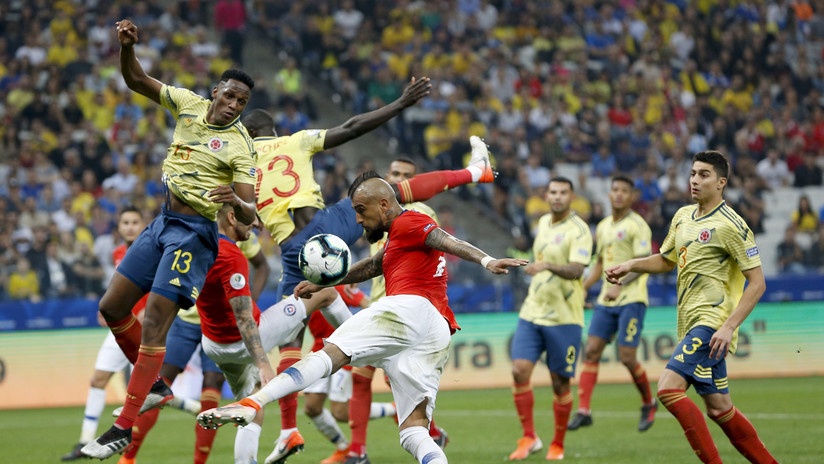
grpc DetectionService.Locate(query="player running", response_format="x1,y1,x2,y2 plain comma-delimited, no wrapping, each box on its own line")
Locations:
568,175,657,432
81,19,257,459
606,150,778,463
197,172,527,464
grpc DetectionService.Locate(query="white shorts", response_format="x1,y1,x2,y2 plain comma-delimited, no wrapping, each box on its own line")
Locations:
303,368,353,403
201,295,307,399
94,332,131,372
326,294,451,425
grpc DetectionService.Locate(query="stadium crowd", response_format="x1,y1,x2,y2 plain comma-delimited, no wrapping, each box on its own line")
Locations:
1,0,824,302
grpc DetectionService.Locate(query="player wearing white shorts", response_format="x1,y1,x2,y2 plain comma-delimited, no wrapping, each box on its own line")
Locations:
196,206,351,464
198,173,527,464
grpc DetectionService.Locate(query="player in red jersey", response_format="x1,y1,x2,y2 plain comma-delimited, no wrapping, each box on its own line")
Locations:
61,206,148,461
195,204,351,463
198,172,527,464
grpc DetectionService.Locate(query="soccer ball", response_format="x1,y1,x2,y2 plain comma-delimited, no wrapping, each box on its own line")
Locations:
298,233,351,286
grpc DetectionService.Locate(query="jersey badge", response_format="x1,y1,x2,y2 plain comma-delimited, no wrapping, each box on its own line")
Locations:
283,304,297,316
746,246,759,257
697,228,712,244
616,230,625,240
169,277,181,287
554,234,564,244
183,117,194,127
208,137,225,152
230,273,246,290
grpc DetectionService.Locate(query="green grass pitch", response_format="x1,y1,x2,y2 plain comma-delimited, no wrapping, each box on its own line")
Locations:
4,377,822,463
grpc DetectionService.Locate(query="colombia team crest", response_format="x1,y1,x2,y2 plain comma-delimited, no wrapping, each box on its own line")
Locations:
697,228,712,244
208,137,224,152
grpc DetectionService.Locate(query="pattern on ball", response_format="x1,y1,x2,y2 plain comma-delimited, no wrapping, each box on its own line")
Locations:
298,233,351,286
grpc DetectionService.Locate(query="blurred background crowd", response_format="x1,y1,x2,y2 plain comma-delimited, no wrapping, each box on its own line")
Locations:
1,0,823,304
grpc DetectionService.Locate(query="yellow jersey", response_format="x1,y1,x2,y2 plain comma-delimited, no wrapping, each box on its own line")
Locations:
660,202,761,353
158,84,257,221
369,202,438,301
595,211,652,306
254,130,328,244
520,212,593,327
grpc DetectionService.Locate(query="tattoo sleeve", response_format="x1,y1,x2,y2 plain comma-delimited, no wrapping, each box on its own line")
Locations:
338,249,384,285
424,228,488,264
229,295,269,369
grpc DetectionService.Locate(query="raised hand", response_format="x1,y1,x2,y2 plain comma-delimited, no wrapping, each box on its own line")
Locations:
116,20,139,46
399,76,432,107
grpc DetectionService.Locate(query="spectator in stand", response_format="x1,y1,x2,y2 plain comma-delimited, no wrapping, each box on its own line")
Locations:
777,226,807,274
756,148,792,190
7,256,41,302
71,241,104,299
591,144,617,178
734,177,766,235
790,194,819,234
793,152,823,187
805,224,824,272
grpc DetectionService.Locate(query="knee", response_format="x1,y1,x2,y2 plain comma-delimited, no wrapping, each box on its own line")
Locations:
511,366,530,384
304,403,323,418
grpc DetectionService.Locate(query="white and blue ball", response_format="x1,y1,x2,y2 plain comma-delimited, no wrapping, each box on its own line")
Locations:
298,233,351,286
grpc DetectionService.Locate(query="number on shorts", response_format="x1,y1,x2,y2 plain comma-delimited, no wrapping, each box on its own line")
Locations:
682,337,702,355
624,317,638,342
171,249,193,274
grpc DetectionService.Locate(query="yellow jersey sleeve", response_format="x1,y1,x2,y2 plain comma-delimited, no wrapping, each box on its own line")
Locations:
237,232,262,259
255,130,327,244
519,213,592,326
159,84,257,221
369,202,438,302
596,212,652,306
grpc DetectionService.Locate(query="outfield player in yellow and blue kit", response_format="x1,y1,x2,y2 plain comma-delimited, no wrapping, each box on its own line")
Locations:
508,177,593,462
607,150,778,464
82,19,258,460
568,175,657,433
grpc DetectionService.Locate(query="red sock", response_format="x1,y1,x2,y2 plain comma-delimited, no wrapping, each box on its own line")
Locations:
577,361,599,413
194,388,221,464
349,366,376,455
109,314,142,364
277,348,302,430
710,407,778,464
512,382,535,438
428,418,440,438
552,392,573,447
115,346,165,429
631,364,653,405
122,408,160,459
395,170,472,203
659,389,722,463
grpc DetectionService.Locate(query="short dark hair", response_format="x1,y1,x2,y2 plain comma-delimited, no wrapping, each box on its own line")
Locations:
220,69,255,90
611,174,635,189
241,108,275,135
348,170,383,199
392,157,417,169
693,150,729,179
549,176,574,191
119,205,142,218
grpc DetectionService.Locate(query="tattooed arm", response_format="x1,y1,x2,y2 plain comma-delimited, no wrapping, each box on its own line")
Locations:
229,295,276,385
424,228,529,275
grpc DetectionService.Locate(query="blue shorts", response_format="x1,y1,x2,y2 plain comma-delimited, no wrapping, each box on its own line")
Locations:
277,198,363,299
587,302,647,347
118,209,218,309
511,318,582,378
666,326,729,395
164,317,221,373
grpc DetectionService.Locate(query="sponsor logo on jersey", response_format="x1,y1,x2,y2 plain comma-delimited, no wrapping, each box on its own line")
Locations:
746,246,759,257
208,137,224,152
423,223,435,232
697,228,712,244
230,273,246,290
191,287,199,300
283,304,297,316
169,277,181,287
674,353,685,362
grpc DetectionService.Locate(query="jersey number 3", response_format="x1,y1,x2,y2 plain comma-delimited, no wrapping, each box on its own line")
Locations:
256,155,300,208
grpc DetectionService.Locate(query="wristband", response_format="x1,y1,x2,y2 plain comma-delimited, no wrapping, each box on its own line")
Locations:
480,256,495,268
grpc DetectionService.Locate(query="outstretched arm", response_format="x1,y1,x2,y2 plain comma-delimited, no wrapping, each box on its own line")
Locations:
605,253,675,284
117,20,163,104
323,77,431,149
229,295,276,386
425,228,528,274
208,183,257,225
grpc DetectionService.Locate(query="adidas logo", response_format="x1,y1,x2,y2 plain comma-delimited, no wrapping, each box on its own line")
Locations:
191,287,200,299
674,353,685,362
169,277,181,287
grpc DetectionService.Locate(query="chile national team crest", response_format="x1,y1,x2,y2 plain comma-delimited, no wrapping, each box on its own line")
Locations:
208,137,224,152
697,228,712,244
283,304,297,316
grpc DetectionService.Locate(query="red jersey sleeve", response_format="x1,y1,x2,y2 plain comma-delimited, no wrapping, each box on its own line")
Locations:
218,248,252,301
334,285,366,307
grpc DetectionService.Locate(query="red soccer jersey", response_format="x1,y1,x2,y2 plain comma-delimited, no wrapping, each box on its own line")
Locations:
382,210,459,332
197,236,261,344
113,244,149,316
